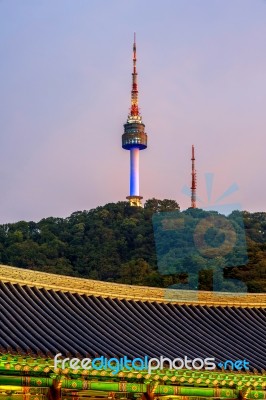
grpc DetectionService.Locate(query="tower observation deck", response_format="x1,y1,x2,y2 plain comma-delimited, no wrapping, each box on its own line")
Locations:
122,34,147,207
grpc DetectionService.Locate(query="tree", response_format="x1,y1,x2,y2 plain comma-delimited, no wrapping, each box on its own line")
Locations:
144,198,180,213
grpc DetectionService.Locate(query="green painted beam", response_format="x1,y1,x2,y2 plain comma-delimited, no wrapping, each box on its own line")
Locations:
0,376,265,398
0,376,53,387
0,396,47,400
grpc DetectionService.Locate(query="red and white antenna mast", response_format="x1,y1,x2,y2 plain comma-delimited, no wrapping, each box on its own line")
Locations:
130,32,139,118
191,145,197,208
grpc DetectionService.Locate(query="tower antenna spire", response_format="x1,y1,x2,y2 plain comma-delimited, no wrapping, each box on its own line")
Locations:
122,34,148,207
130,32,139,117
191,145,197,208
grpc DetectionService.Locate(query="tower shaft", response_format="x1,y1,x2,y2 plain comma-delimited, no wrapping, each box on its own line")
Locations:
191,145,197,208
130,147,140,196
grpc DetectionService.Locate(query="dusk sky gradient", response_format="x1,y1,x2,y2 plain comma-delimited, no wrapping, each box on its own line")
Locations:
1,0,266,223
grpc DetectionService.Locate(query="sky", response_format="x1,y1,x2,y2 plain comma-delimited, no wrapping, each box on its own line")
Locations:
0,0,266,223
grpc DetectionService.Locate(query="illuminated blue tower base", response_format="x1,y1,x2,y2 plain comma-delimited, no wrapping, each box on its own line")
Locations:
130,147,139,196
126,147,142,207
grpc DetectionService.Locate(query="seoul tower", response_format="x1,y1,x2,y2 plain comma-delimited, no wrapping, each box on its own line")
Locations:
122,34,148,207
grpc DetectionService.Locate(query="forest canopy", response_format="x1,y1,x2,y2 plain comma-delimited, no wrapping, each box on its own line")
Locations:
0,199,265,292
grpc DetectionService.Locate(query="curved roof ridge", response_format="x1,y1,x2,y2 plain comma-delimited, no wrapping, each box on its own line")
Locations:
0,264,265,307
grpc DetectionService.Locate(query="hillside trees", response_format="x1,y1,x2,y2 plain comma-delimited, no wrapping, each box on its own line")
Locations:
0,199,265,292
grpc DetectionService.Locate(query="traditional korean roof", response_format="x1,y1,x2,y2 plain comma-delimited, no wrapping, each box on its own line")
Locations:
0,265,265,372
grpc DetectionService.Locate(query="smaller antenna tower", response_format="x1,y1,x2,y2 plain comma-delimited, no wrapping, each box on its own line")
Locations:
191,145,197,208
